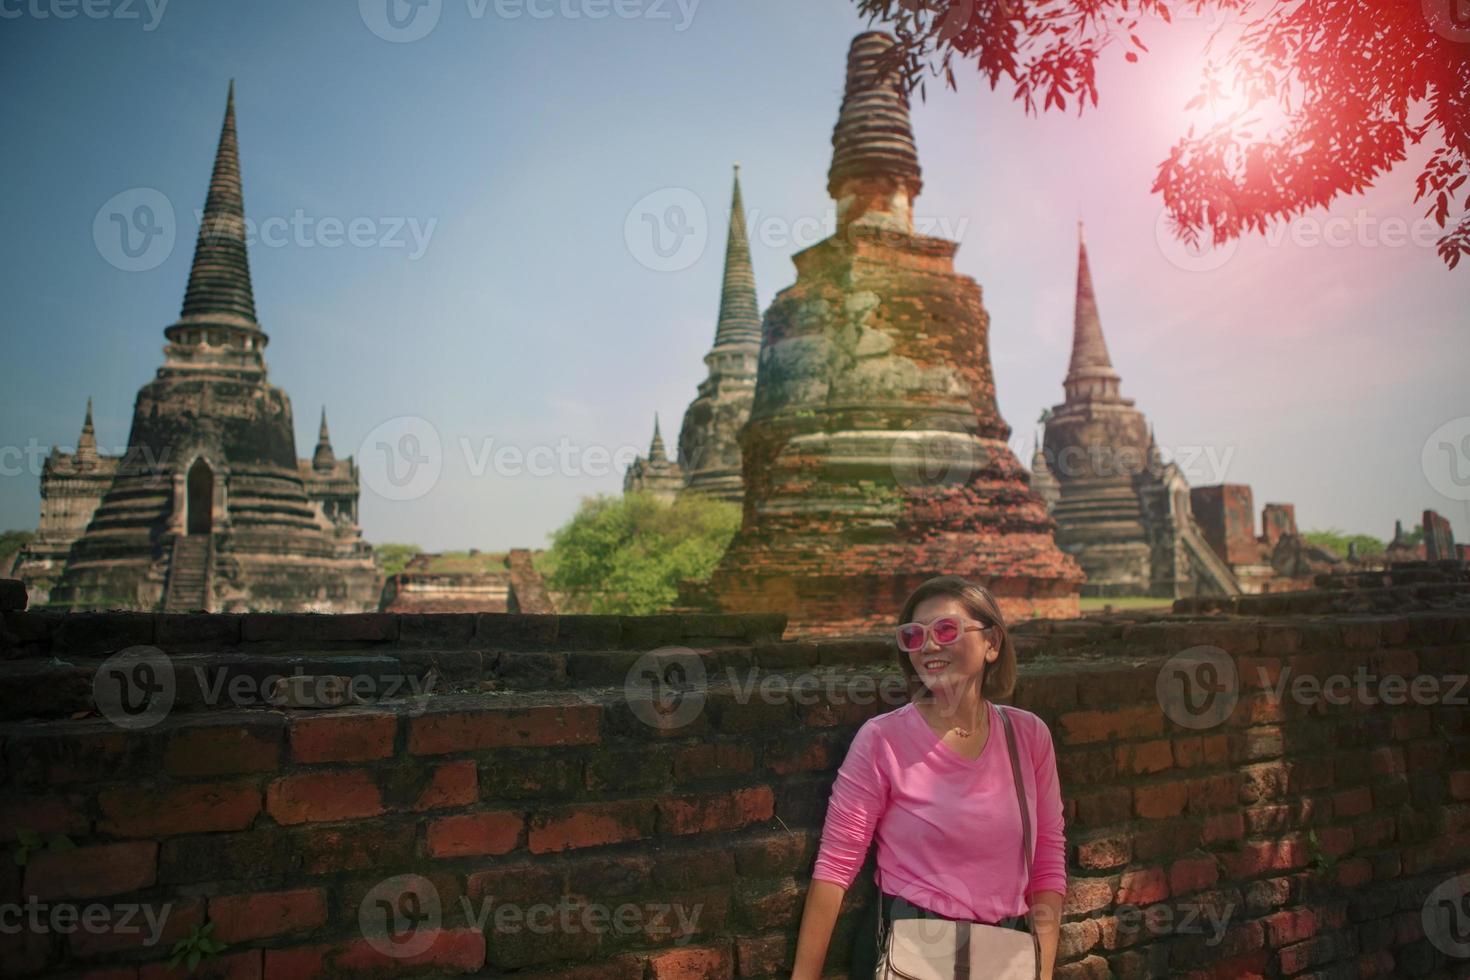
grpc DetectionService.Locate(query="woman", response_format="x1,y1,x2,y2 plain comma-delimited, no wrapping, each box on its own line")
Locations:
790,576,1067,980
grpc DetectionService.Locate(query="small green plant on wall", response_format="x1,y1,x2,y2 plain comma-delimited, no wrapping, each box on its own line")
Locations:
12,828,74,865
169,923,228,974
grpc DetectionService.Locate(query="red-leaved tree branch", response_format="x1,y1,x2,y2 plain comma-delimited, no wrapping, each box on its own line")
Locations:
859,0,1470,268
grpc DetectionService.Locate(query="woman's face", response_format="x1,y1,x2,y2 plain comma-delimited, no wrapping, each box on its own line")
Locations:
906,595,996,697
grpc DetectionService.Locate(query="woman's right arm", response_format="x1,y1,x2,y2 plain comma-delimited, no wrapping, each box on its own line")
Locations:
791,879,846,980
791,720,891,980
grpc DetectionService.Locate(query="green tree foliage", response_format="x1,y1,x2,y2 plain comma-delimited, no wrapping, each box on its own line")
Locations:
544,493,741,614
1303,528,1385,557
0,529,33,575
373,542,423,578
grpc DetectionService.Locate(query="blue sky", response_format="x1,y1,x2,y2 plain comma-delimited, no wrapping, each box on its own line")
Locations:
2,0,1466,552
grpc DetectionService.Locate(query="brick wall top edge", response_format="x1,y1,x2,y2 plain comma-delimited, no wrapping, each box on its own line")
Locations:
2,611,792,655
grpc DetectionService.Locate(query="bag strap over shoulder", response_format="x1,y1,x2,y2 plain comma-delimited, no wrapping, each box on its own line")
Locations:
997,706,1033,888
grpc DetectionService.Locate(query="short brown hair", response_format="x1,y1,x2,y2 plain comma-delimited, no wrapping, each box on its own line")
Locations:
897,576,1017,701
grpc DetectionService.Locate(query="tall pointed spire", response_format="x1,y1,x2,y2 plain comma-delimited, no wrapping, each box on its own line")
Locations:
178,81,258,329
76,397,98,467
313,407,336,471
713,165,761,348
1064,224,1121,402
648,414,669,463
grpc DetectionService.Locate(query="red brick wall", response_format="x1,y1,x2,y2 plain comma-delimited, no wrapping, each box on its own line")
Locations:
1,608,1468,978
1191,485,1260,566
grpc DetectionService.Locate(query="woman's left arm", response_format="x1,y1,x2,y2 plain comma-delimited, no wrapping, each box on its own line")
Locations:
1026,718,1068,980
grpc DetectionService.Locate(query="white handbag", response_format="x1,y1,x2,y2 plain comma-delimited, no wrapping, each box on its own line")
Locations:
876,707,1042,980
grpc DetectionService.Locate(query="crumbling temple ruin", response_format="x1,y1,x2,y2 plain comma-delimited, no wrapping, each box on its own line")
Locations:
9,400,120,606
675,166,763,503
621,416,685,503
21,84,378,612
378,548,553,613
690,32,1083,632
1037,231,1240,598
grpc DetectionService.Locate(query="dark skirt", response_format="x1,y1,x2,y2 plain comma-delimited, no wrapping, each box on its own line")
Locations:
849,893,1029,980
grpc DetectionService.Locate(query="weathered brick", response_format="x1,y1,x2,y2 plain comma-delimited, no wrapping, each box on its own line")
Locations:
648,944,733,980
428,810,524,858
67,898,202,957
264,927,484,975
25,841,156,899
528,800,656,853
266,770,383,825
288,711,397,763
208,887,328,943
409,703,600,754
98,781,260,837
1115,867,1168,905
164,719,282,776
658,786,776,836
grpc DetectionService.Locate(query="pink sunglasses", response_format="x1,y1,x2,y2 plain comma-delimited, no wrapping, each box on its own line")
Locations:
895,616,990,653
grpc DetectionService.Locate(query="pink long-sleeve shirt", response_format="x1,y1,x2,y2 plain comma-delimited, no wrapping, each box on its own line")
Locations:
811,700,1068,922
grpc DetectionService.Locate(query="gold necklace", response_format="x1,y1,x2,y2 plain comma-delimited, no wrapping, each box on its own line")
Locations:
930,705,986,739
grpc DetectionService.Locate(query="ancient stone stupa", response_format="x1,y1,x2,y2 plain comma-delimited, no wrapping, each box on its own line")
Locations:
694,32,1083,632
675,165,762,503
45,83,379,612
623,415,686,503
1039,229,1239,598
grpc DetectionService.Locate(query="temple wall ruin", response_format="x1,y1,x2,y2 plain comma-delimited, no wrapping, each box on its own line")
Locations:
1,588,1468,978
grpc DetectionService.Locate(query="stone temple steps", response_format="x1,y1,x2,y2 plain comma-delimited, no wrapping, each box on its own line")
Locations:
163,537,212,613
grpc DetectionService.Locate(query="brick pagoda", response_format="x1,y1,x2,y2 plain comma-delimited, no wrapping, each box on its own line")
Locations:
695,32,1083,633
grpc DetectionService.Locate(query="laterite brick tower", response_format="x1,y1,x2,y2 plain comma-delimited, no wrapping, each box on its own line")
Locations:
696,33,1083,633
47,84,379,612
